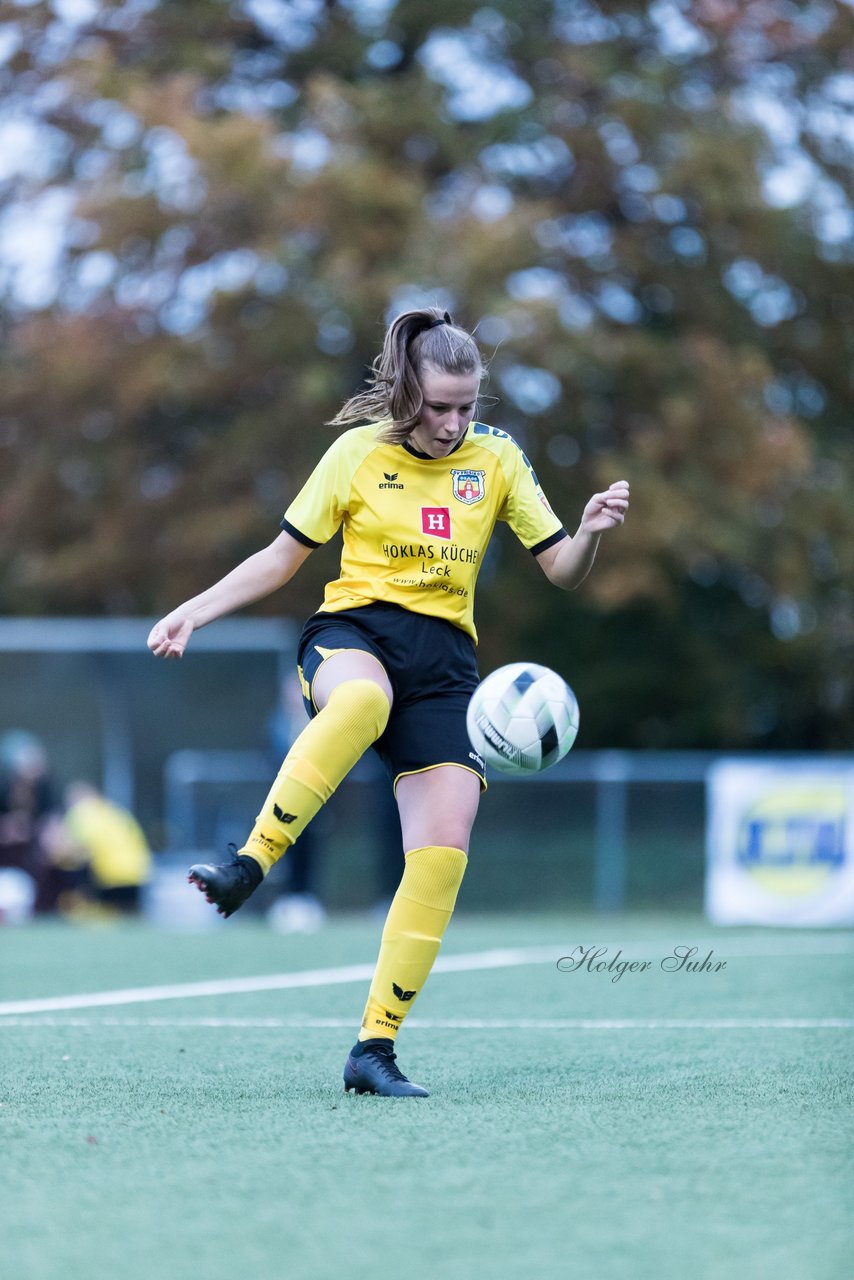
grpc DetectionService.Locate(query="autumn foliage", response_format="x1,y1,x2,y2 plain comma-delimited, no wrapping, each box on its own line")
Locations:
1,0,851,746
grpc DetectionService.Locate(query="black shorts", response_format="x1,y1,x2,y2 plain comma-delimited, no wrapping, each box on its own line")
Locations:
296,602,486,790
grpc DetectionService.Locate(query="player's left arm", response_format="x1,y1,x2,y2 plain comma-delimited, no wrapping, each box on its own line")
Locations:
536,480,630,589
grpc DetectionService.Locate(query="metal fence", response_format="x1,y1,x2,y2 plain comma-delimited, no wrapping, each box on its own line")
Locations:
2,619,840,916
163,746,717,913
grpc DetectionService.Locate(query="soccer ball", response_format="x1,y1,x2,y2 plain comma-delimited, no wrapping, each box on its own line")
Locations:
466,662,580,775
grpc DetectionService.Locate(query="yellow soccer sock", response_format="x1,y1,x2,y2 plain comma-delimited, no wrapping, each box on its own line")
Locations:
241,678,390,875
359,845,468,1041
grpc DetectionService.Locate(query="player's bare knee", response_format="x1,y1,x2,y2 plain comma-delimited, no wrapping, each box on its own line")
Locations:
443,829,473,853
403,824,474,854
313,649,392,713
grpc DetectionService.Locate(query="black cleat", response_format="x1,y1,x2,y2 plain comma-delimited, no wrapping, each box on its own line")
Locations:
188,845,263,918
343,1038,429,1098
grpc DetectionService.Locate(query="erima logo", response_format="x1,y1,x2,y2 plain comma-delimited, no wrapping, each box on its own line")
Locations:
273,804,297,824
384,1010,403,1022
251,834,278,853
379,471,404,490
393,982,416,1001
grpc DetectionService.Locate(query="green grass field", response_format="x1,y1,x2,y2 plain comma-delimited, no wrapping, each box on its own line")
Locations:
2,912,852,1280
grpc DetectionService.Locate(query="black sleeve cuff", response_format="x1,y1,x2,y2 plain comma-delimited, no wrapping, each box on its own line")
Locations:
529,528,568,556
280,517,322,549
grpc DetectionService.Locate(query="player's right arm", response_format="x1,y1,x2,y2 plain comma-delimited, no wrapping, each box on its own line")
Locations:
147,530,312,659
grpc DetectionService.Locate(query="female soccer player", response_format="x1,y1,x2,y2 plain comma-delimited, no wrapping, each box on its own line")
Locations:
148,307,629,1097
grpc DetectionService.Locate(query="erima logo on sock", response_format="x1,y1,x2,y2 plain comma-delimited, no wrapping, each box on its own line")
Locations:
251,834,278,853
393,982,416,1001
273,804,297,824
379,471,404,490
384,1010,403,1022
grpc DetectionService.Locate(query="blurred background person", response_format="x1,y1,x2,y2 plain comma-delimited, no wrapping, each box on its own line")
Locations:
0,730,63,915
59,781,152,918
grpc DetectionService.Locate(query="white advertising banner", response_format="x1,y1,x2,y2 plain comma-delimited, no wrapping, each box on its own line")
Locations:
705,759,854,926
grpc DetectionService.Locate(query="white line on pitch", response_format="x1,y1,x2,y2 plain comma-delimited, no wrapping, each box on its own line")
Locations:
0,946,557,1017
0,1016,850,1030
2,936,852,1019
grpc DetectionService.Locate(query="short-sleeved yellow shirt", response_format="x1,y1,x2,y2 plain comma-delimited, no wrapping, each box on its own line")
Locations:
281,422,567,642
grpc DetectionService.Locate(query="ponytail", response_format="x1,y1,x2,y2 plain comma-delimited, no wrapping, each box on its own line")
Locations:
329,306,483,442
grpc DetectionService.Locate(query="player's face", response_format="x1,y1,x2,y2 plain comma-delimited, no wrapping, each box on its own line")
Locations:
410,366,481,458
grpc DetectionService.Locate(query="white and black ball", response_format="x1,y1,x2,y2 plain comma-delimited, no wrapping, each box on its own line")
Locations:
466,662,580,775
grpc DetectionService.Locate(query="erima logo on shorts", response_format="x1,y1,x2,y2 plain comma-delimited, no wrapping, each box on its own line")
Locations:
421,507,451,539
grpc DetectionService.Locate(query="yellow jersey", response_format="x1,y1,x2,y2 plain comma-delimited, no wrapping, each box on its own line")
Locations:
281,422,567,642
64,795,152,889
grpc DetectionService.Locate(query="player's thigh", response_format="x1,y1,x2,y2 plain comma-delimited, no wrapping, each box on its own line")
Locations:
396,765,481,853
312,647,393,712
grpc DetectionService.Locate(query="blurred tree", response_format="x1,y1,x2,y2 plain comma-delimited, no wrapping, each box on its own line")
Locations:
0,0,851,746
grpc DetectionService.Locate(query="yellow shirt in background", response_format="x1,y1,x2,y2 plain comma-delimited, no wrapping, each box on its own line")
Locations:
65,796,152,889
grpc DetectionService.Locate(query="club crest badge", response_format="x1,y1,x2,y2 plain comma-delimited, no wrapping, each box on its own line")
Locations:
451,469,486,505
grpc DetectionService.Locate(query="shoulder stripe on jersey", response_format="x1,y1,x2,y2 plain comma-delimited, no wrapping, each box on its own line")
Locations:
280,517,321,549
529,528,568,556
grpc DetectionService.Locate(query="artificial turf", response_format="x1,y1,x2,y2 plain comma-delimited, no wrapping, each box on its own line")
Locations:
1,914,851,1280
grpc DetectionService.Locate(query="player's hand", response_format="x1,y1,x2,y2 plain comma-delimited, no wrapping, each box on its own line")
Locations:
147,612,195,660
580,480,630,534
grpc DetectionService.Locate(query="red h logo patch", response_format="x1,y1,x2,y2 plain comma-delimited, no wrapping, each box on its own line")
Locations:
421,507,451,539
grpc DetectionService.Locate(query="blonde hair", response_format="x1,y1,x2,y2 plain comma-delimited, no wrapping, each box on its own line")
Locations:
329,306,483,443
